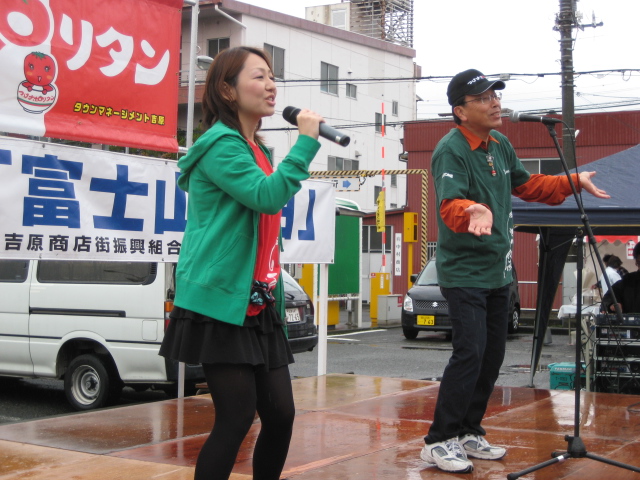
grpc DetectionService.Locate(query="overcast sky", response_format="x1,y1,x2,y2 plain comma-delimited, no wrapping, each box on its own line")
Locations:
237,0,640,119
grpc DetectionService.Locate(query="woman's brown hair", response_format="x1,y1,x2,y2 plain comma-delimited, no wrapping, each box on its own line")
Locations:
201,46,273,143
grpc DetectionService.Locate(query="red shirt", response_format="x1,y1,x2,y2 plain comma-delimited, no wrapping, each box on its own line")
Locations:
246,141,281,316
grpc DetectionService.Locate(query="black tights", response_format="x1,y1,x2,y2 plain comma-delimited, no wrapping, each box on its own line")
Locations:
195,363,295,480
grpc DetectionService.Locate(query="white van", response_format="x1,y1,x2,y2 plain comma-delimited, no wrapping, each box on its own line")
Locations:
0,259,203,410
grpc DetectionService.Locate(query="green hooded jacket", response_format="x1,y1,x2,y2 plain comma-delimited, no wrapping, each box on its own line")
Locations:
174,121,321,326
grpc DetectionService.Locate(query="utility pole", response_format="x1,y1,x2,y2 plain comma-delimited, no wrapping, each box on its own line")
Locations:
555,0,602,169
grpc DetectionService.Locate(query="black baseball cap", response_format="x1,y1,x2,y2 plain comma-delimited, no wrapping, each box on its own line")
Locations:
447,69,505,106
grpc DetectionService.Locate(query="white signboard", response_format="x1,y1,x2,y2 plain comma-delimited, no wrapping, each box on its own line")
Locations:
0,137,335,263
394,232,402,276
281,180,335,264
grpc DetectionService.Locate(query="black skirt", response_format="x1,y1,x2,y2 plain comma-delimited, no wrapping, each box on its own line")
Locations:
159,303,294,370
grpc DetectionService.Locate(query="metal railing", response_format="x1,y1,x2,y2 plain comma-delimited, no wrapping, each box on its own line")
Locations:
178,68,208,87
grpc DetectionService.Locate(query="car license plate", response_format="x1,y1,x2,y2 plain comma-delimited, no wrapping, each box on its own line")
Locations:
417,315,435,326
286,308,301,323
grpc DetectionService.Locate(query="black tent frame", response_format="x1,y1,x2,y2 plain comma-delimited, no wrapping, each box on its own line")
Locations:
512,144,640,382
508,124,640,478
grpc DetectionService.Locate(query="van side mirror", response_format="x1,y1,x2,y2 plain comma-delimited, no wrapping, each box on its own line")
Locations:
410,274,418,284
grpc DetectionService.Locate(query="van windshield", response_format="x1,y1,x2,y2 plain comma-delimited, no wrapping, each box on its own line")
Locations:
415,259,439,286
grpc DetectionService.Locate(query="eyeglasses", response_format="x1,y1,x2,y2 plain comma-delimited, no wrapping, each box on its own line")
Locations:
463,92,502,105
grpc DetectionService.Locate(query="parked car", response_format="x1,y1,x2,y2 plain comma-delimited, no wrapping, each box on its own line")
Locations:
282,270,318,354
401,258,521,340
0,260,315,412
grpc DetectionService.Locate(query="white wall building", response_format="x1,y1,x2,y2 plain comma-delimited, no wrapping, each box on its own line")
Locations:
179,0,418,212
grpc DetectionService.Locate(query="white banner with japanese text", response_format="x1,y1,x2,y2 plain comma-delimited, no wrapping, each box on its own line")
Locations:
0,137,335,263
1,137,184,261
280,180,335,265
0,0,182,152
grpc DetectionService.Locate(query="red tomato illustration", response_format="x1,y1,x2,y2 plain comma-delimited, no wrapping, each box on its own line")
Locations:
0,0,51,48
22,52,56,94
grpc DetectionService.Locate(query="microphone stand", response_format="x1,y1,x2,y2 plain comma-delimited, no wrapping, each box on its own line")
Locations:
507,123,639,479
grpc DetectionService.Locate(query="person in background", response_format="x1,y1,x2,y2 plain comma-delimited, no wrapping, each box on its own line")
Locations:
421,69,610,474
598,255,622,298
603,243,640,314
160,46,323,480
593,254,628,295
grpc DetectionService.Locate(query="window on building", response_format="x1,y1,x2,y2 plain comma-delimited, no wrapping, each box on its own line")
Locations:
520,159,539,174
362,225,392,253
520,158,562,175
375,112,387,133
264,43,285,79
427,242,437,260
346,83,357,99
541,159,563,175
392,100,399,116
208,37,230,59
332,9,347,29
321,62,339,95
328,156,359,171
374,185,382,204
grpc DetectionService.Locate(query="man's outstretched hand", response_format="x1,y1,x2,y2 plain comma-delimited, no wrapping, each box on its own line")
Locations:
579,171,610,199
465,203,493,236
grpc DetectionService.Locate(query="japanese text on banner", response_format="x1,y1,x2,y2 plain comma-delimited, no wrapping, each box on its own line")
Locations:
0,0,182,152
1,137,335,264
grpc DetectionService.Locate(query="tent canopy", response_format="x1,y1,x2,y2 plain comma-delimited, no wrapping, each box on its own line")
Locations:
512,144,640,384
514,144,640,235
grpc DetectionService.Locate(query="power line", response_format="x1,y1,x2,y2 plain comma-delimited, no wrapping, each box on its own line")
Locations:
264,97,640,130
274,69,640,85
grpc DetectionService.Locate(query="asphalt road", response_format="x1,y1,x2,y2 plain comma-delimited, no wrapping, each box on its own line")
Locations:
0,326,578,425
0,377,170,425
290,326,578,388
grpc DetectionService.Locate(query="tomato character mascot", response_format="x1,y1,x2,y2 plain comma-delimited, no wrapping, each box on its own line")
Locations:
17,51,58,114
22,52,57,94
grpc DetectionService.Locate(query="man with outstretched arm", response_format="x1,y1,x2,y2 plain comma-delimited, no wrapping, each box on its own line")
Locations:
420,69,609,474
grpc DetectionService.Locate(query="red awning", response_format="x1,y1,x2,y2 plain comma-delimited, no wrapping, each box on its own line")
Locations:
594,236,639,244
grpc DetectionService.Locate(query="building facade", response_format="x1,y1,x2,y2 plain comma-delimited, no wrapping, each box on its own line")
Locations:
179,0,418,212
403,110,640,309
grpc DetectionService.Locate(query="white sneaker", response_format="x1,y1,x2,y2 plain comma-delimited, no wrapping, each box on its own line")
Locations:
458,434,506,460
420,437,474,473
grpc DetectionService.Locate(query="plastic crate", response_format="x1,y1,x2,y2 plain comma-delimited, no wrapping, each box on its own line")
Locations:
548,362,586,390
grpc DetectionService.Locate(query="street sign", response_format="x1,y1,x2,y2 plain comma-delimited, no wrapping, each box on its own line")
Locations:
331,177,360,192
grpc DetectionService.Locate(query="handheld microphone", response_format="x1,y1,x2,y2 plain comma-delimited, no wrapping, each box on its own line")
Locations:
509,110,563,125
282,106,351,146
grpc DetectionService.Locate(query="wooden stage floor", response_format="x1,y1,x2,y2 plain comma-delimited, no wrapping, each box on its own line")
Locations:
1,374,639,479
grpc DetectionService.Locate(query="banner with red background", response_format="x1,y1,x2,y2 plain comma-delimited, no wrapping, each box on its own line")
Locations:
0,0,182,152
